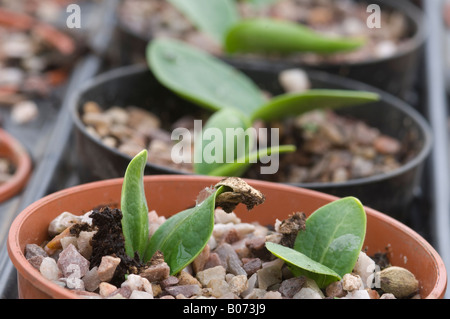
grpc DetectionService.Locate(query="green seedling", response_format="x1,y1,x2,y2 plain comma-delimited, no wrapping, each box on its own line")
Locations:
167,0,365,55
121,149,149,259
121,150,265,274
148,38,379,177
121,151,366,286
266,196,367,288
224,18,364,55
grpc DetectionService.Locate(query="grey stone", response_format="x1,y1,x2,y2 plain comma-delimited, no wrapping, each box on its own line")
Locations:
25,244,48,259
279,276,306,298
82,266,101,292
165,284,202,298
57,244,90,278
215,243,246,276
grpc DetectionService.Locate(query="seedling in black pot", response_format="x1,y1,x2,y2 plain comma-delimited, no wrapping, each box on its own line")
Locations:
147,38,379,177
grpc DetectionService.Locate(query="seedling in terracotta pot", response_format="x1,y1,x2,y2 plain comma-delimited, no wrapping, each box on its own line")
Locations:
148,38,379,177
25,150,424,299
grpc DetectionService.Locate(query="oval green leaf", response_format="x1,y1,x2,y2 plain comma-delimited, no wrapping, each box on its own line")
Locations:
251,89,379,122
143,186,226,274
121,149,150,259
265,242,341,288
294,197,367,281
193,108,254,176
147,38,266,117
167,0,239,43
224,19,365,55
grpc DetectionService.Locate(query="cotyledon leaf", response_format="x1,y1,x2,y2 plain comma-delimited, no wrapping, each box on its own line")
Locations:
143,177,265,273
143,186,227,274
294,197,367,286
224,18,365,55
250,89,380,122
147,38,266,118
193,107,296,177
120,149,149,259
193,108,254,176
265,242,341,288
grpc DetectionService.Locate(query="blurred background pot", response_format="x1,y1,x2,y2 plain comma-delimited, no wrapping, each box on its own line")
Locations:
0,7,77,99
7,175,447,299
70,64,432,222
0,128,32,203
115,0,425,100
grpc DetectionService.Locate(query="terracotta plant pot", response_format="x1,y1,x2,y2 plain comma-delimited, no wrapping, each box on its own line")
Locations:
7,175,447,299
116,0,425,99
71,64,432,221
0,129,32,203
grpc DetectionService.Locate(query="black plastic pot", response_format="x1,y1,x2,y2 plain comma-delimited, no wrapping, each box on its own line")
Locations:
115,0,425,100
70,63,432,223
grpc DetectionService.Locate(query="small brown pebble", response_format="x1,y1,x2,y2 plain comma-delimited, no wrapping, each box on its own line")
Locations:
325,281,346,298
373,135,401,155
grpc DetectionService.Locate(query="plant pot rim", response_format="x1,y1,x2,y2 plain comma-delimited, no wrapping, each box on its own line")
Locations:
70,63,433,189
118,0,426,68
7,175,447,299
0,128,32,203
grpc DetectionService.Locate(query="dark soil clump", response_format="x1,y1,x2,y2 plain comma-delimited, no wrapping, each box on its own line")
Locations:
89,207,144,286
371,252,391,270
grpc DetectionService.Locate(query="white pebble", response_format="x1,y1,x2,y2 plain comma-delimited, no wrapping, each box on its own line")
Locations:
0,67,24,86
2,34,32,58
353,251,377,288
11,100,38,124
129,290,154,299
341,289,371,299
60,236,77,250
40,257,60,281
380,293,396,299
375,40,397,58
215,209,241,224
121,274,153,294
80,211,93,226
303,277,325,298
279,68,311,93
342,273,364,291
264,291,283,299
77,231,96,259
293,287,323,299
48,212,80,237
